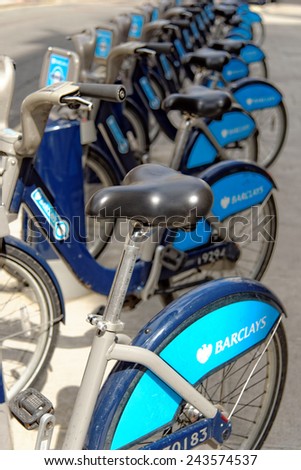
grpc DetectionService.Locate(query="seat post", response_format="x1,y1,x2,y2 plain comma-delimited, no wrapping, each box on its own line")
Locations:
103,223,151,328
170,116,192,170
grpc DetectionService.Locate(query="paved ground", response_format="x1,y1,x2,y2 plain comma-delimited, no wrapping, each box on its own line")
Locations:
0,0,300,450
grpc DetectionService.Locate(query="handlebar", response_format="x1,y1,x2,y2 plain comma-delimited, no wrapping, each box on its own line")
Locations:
144,42,174,55
76,83,126,102
14,81,127,157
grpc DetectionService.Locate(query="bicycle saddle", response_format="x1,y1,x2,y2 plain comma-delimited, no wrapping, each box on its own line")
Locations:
209,39,247,55
182,47,231,72
213,5,237,20
162,86,232,119
87,164,213,228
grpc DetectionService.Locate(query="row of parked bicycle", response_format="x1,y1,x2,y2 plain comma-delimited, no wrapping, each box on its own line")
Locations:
0,0,288,451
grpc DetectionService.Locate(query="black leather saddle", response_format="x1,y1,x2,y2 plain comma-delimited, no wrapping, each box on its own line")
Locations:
213,5,237,20
162,85,232,119
209,39,247,55
183,47,231,72
87,164,213,229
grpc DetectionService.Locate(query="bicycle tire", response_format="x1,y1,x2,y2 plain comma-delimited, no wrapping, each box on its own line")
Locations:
87,287,287,450
84,151,119,258
251,20,265,46
0,244,61,400
160,192,277,304
224,131,258,163
251,101,287,168
248,59,268,79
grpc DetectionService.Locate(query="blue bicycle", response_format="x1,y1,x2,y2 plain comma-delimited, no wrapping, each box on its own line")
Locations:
1,55,277,402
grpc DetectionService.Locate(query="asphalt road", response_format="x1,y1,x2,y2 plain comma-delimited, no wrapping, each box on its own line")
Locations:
0,0,300,451
0,0,144,126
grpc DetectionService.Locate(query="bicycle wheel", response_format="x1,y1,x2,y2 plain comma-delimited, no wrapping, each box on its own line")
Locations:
251,101,287,168
91,293,287,450
0,244,61,400
251,21,265,46
248,59,268,79
224,132,258,163
161,193,277,302
84,151,118,258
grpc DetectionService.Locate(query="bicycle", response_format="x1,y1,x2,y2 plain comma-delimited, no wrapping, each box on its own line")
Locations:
74,4,286,169
2,152,288,450
142,2,287,167
1,54,278,402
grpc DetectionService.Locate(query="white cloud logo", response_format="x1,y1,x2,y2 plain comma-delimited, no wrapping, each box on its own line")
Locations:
196,344,213,364
221,196,230,209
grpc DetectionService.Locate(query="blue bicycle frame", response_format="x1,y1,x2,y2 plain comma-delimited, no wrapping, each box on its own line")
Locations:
19,115,275,298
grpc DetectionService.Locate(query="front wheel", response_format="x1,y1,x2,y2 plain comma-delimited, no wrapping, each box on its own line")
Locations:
0,244,61,400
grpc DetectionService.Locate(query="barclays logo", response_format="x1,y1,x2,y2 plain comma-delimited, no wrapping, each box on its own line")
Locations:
220,186,264,209
196,316,267,365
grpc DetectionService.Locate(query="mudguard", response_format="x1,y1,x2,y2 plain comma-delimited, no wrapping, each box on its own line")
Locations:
230,77,283,111
173,161,275,252
85,277,285,450
240,44,265,64
222,57,249,82
227,26,253,41
181,107,256,171
239,10,262,25
3,235,65,322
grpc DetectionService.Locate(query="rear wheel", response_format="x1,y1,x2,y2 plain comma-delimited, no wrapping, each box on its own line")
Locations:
224,132,258,163
248,59,268,79
100,313,287,450
161,193,277,303
251,102,287,168
251,21,265,46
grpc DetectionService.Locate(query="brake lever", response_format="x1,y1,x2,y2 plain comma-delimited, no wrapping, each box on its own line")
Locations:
60,96,93,111
135,47,157,57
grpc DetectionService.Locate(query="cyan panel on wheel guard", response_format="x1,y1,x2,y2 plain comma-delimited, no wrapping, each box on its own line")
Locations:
111,300,280,449
186,110,255,170
211,171,273,221
172,218,212,251
239,11,262,25
240,45,265,64
233,83,282,111
227,27,252,41
222,58,249,82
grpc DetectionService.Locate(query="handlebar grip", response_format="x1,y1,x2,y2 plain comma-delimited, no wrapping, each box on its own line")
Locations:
78,83,127,102
169,19,190,29
144,42,174,55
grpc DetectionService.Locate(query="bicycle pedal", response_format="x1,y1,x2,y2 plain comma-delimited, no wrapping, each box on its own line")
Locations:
9,388,54,430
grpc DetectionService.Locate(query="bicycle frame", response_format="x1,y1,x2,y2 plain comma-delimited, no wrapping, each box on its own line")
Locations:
60,225,284,450
19,112,276,298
